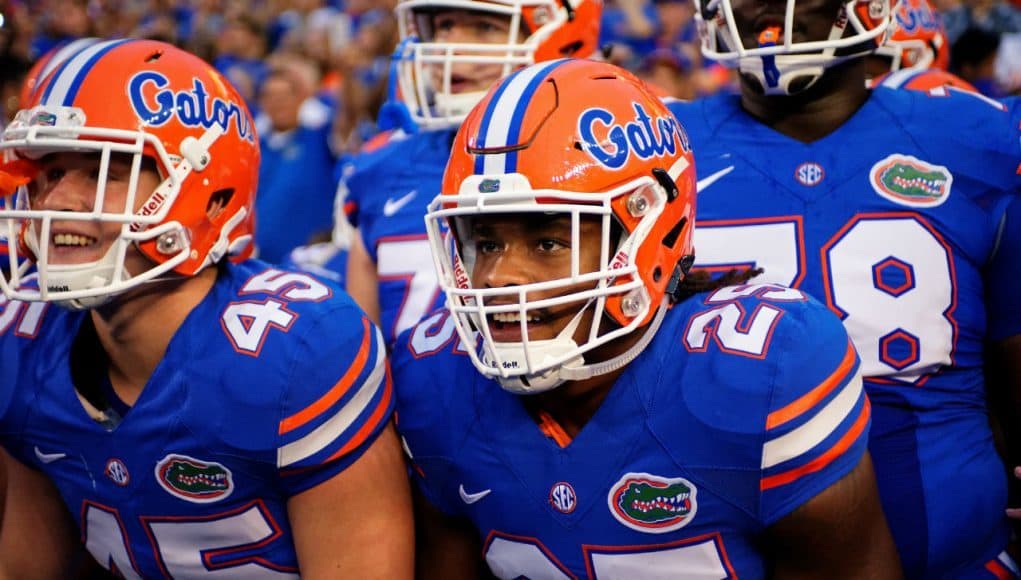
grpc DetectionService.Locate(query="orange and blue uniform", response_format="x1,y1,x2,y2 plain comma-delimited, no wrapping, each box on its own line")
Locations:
394,285,869,578
670,86,1021,578
0,260,392,577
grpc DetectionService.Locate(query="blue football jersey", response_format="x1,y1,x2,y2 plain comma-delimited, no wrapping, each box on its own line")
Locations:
0,260,392,577
669,88,1021,578
346,128,455,345
394,285,870,579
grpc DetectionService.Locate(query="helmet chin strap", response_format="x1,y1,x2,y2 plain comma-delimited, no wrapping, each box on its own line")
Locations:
26,221,138,311
742,54,830,95
486,297,670,395
45,243,130,311
559,298,668,382
484,300,590,395
741,12,848,96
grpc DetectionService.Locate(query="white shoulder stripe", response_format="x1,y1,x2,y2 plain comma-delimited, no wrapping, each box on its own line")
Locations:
880,67,919,89
998,550,1020,576
761,371,863,469
277,329,386,468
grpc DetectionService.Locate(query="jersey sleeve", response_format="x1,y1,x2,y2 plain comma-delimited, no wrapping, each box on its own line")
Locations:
0,330,28,464
275,311,394,495
758,303,871,525
391,315,468,518
986,193,1021,340
981,98,1021,340
344,144,396,263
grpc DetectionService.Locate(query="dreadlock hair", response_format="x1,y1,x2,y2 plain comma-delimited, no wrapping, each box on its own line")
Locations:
671,267,765,303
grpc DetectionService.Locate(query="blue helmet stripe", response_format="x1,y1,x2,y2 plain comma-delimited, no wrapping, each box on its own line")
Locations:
42,39,134,107
473,59,570,176
473,65,522,175
503,59,568,173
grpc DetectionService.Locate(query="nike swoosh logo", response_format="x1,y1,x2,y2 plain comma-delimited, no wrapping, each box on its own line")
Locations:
34,446,66,464
459,484,491,505
697,166,735,194
383,190,417,217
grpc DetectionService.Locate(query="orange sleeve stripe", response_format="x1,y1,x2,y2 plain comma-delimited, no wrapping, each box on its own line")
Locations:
279,317,373,435
760,397,871,491
766,340,857,430
536,410,573,449
326,362,394,463
985,559,1014,580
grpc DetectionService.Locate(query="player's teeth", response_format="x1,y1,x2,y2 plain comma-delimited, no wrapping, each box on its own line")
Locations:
492,312,540,323
54,233,96,247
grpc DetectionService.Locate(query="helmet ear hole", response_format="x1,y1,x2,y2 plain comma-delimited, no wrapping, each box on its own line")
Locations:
662,216,688,249
206,188,235,223
560,40,584,55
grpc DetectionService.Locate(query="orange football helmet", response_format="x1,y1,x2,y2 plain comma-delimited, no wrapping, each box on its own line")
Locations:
393,0,602,129
874,0,949,71
0,39,258,309
696,0,894,94
425,58,696,393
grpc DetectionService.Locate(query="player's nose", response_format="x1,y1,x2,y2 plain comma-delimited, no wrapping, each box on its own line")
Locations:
477,249,535,289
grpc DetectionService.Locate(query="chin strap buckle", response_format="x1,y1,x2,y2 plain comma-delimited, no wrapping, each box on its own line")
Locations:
665,255,695,302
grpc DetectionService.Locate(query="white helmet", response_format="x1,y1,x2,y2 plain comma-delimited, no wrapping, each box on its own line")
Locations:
695,0,894,94
393,0,602,130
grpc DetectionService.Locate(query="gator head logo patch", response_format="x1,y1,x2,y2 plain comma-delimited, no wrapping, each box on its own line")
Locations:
478,178,501,193
155,454,234,503
607,472,696,533
869,154,953,208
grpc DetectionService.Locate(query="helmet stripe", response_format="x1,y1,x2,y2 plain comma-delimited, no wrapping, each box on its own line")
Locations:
38,38,102,88
41,39,134,107
474,59,569,176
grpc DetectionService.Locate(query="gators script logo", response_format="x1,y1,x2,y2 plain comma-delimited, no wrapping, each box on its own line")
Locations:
128,71,255,142
607,472,696,533
155,454,234,503
869,154,953,208
578,102,688,170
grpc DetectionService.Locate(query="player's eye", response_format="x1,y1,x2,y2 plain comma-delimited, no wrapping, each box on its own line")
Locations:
104,166,129,182
475,239,501,254
434,15,457,32
475,19,504,34
537,238,567,253
43,167,65,183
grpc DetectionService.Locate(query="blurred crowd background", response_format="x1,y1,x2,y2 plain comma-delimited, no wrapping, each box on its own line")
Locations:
0,0,1019,261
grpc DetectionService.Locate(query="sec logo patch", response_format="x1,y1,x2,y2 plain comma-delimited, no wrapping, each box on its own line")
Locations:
550,482,577,514
795,162,825,186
